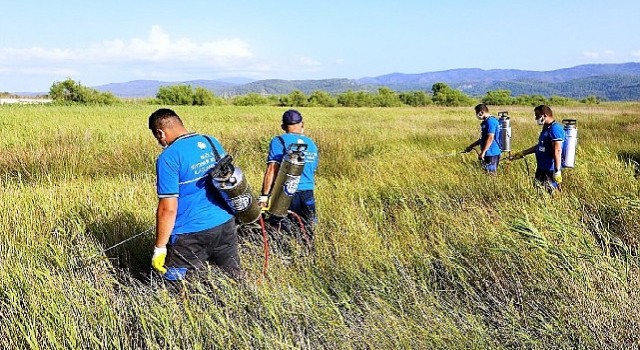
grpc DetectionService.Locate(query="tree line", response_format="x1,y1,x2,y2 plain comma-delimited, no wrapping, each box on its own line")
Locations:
46,78,603,107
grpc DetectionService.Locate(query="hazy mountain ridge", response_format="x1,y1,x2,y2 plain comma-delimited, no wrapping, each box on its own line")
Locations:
88,62,640,100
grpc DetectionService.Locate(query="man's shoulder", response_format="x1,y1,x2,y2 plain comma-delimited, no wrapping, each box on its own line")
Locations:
550,122,565,134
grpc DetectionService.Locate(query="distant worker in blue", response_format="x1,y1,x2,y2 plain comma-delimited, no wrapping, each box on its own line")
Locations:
259,109,320,239
148,108,242,281
510,105,565,192
463,103,502,174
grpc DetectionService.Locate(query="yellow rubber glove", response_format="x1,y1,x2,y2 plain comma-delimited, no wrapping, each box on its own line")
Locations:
258,195,270,212
553,170,563,184
151,246,167,274
510,151,524,160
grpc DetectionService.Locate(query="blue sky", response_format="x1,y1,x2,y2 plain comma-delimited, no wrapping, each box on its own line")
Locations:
1,0,639,92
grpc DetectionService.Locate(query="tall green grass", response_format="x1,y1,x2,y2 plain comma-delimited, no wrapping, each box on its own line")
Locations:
0,103,638,349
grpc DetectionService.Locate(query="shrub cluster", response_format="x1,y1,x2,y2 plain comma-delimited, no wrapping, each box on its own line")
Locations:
47,79,600,107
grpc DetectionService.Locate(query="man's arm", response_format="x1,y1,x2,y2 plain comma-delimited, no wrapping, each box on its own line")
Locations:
480,134,495,156
261,162,280,195
464,139,481,152
155,197,178,248
521,144,538,156
552,140,562,171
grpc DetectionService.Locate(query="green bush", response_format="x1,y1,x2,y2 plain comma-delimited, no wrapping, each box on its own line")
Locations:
49,78,119,105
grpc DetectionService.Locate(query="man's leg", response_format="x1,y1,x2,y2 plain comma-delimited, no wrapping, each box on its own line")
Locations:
208,219,243,278
483,155,500,175
164,233,208,281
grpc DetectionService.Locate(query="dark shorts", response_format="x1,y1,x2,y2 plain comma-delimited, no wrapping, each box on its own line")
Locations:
267,190,317,246
482,155,500,173
165,219,240,280
289,190,317,226
534,169,559,191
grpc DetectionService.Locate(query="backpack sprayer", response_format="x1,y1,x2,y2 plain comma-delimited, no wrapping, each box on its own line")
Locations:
562,119,578,168
497,111,512,153
208,155,262,224
267,143,308,218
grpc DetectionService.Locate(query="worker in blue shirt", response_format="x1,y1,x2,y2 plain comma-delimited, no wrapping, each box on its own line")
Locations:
511,105,566,192
148,108,241,281
463,104,502,174
259,109,319,239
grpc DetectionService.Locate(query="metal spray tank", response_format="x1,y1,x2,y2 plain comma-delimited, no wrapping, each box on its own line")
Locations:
208,155,261,224
267,143,308,218
562,119,578,168
497,111,512,152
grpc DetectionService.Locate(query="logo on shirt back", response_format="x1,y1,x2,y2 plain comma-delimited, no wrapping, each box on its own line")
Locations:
197,142,207,150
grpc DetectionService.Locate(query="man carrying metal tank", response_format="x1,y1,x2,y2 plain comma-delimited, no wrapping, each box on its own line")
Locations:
510,105,566,192
148,108,242,281
463,104,502,174
259,109,319,240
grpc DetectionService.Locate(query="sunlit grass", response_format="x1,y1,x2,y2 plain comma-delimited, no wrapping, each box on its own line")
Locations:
0,103,638,349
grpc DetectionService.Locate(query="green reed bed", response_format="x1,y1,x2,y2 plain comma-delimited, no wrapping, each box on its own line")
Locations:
0,104,638,349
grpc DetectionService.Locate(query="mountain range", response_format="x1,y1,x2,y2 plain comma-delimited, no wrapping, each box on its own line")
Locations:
93,62,640,101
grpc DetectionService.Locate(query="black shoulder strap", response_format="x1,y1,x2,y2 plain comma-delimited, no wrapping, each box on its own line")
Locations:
277,135,286,150
202,135,221,161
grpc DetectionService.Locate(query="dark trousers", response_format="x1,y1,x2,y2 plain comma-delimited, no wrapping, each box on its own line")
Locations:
534,169,559,192
289,190,317,226
267,190,317,246
482,155,500,173
165,219,241,280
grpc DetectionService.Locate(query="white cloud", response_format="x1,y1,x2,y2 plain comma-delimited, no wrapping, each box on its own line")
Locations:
632,50,640,58
0,66,77,76
0,26,332,88
582,50,615,59
294,55,322,67
0,26,252,67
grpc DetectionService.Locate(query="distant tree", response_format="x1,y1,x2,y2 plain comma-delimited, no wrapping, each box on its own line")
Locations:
49,78,118,105
581,95,601,104
354,91,374,107
337,90,358,107
373,87,403,107
482,89,514,105
549,95,573,106
288,90,308,107
278,94,292,107
513,94,549,106
308,90,337,107
232,93,269,106
156,85,195,105
399,91,432,107
192,87,219,106
431,82,475,107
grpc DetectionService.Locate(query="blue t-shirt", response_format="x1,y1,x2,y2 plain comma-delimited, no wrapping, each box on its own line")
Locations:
156,133,233,236
267,133,319,191
535,121,565,171
481,116,502,157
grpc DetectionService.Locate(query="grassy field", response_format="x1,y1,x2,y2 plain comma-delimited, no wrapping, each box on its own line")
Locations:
0,103,639,349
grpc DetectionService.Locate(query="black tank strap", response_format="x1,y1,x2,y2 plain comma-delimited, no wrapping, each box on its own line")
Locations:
277,135,286,150
202,135,221,161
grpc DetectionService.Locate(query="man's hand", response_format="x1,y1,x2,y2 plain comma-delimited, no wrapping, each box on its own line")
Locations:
510,151,524,160
151,246,167,274
553,170,562,184
258,195,270,212
478,151,486,161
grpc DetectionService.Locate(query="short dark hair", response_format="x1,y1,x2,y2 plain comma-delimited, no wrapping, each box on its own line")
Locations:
148,108,183,130
474,104,489,114
534,105,553,117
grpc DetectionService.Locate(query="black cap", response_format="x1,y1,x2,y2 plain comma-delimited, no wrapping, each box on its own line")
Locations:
282,109,303,125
